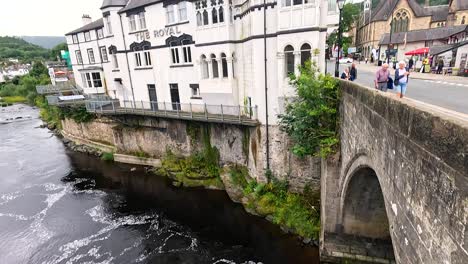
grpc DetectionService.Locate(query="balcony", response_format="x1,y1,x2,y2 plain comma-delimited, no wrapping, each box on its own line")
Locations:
85,100,259,126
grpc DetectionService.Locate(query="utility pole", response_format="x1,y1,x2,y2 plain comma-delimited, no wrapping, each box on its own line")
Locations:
334,1,345,77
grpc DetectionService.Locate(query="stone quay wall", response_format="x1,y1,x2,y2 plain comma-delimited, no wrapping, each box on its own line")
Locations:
61,115,321,193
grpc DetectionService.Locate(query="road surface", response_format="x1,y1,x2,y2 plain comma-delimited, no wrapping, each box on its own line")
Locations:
326,62,468,115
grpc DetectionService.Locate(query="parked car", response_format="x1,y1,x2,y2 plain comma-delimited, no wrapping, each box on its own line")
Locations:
339,57,354,64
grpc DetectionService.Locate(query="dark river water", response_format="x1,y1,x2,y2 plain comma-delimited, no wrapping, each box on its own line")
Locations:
0,105,319,264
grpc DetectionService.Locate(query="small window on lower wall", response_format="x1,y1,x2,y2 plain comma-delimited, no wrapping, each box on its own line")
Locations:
190,84,200,98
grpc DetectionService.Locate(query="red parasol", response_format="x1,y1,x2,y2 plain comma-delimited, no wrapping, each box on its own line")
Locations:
404,47,430,56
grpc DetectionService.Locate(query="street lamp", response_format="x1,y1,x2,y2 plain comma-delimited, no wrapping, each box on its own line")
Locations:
334,0,346,78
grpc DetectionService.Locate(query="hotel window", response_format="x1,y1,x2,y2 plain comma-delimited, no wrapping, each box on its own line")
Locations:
81,73,92,88
75,50,83,64
84,31,91,41
201,55,209,78
97,28,104,39
219,6,224,23
87,49,95,64
135,52,142,67
182,46,192,63
178,2,188,21
300,43,311,66
171,47,180,64
112,54,119,69
144,51,152,66
72,34,79,44
211,54,219,78
100,46,108,62
167,5,176,24
105,16,113,35
92,72,103,87
138,12,147,29
129,15,137,32
190,84,200,98
284,45,295,75
195,1,212,26
221,53,228,78
327,0,336,12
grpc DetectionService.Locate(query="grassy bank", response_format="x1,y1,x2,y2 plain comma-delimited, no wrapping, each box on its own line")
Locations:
0,96,27,104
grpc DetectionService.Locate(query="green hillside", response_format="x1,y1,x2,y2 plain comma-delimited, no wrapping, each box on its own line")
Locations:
0,36,51,61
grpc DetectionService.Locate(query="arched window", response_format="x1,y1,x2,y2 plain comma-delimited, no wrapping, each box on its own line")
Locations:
462,16,466,25
392,10,409,33
201,55,209,79
300,43,311,66
232,52,236,78
211,54,219,78
219,7,224,23
284,45,295,75
212,8,218,24
221,53,228,77
203,10,209,25
229,7,233,23
197,11,202,26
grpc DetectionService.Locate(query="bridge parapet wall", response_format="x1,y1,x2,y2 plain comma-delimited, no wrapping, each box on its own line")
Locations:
321,81,468,263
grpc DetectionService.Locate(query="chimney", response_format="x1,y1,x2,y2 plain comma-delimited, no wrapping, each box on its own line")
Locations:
82,14,92,25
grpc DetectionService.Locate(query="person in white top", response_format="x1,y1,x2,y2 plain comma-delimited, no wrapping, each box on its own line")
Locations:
394,61,410,98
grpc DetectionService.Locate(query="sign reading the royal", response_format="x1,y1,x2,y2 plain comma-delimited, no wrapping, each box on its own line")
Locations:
154,26,182,38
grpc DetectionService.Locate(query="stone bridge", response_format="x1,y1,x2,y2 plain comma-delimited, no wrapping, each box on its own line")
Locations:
320,82,468,263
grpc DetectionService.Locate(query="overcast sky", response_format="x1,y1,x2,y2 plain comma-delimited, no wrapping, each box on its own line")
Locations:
0,0,102,36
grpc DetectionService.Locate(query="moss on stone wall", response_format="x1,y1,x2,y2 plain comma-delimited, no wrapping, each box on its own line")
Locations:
225,165,321,240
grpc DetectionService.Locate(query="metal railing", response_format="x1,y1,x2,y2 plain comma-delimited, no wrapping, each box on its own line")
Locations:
36,83,83,95
85,100,259,125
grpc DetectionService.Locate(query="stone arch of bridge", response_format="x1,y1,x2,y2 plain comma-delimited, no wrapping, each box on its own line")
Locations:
338,154,393,240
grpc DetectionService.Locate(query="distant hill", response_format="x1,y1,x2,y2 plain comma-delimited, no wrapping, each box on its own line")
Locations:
21,36,66,49
0,36,51,61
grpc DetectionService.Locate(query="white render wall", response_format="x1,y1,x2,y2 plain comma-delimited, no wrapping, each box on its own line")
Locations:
66,0,336,124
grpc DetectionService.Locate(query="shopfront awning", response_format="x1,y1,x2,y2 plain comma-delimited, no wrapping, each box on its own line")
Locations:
404,47,430,56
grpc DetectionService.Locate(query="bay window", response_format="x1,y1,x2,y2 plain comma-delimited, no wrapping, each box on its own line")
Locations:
167,5,175,24
129,15,137,31
178,2,187,21
138,12,147,29
81,72,102,89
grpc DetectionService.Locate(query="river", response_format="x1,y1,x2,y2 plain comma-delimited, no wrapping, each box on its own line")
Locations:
0,105,319,264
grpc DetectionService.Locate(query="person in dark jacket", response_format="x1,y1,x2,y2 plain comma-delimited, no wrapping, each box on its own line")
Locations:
408,57,414,70
350,63,357,81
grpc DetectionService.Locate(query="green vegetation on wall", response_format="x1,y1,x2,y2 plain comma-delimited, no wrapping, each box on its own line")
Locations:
279,61,340,158
227,165,320,239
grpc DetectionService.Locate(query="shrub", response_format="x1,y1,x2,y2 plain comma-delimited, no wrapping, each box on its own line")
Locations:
229,165,249,188
279,60,340,158
101,152,114,162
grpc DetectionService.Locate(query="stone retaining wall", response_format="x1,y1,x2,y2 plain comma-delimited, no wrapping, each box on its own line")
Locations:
61,116,321,192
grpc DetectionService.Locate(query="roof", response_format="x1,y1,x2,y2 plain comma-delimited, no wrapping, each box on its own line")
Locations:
450,0,468,11
118,0,160,13
101,0,129,9
379,25,468,45
367,0,449,23
66,18,104,36
431,40,468,55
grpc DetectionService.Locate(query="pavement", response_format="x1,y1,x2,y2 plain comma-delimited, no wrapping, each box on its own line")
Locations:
326,61,468,115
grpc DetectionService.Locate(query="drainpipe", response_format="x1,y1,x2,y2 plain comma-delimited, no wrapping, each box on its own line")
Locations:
263,0,271,174
119,13,136,106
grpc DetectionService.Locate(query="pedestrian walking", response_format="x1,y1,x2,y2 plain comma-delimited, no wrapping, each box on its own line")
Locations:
394,61,410,98
409,57,414,70
341,67,350,80
437,58,444,74
374,63,390,92
350,63,357,81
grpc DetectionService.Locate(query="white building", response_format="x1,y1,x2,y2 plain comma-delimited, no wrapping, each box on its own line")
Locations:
66,0,337,124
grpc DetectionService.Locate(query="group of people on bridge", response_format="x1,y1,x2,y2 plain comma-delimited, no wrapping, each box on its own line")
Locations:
374,61,410,99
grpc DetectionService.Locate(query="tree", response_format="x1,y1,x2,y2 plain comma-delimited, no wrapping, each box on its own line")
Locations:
50,43,68,60
341,3,361,33
279,61,340,158
30,61,48,78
